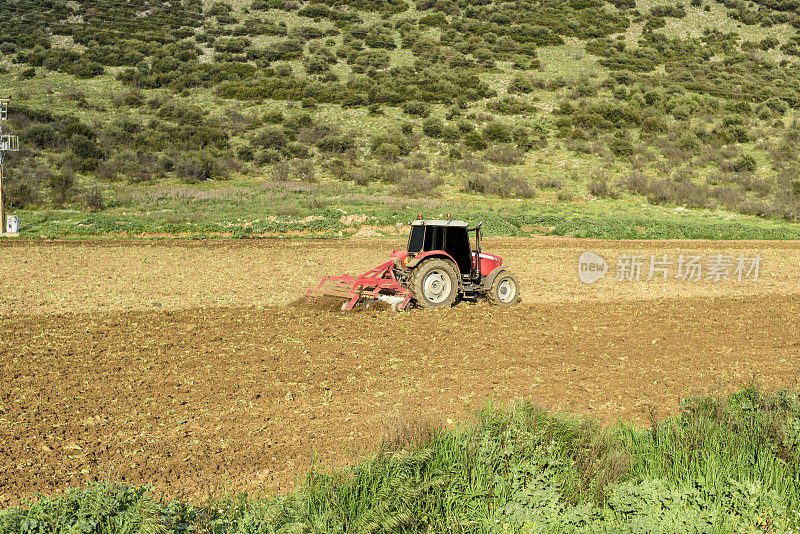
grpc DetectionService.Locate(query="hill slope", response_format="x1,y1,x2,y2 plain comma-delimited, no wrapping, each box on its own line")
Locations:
1,0,800,237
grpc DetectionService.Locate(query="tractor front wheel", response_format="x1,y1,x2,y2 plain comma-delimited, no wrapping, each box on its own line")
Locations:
409,258,458,308
488,270,520,306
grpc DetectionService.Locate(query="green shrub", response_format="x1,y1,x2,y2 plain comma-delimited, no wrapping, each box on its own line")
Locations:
69,134,105,160
285,142,312,159
643,16,667,31
624,171,649,194
49,171,75,207
290,159,317,182
512,55,540,70
237,146,255,162
487,96,536,115
122,90,144,107
422,117,444,138
671,105,690,120
733,153,757,173
760,37,780,50
456,119,475,133
83,188,105,211
464,131,488,150
588,179,619,198
256,148,283,165
609,138,634,156
402,100,431,117
298,4,331,18
645,178,712,208
484,144,525,165
677,131,701,151
376,163,407,183
341,93,368,107
440,124,461,141
275,64,293,77
373,142,401,159
214,38,251,53
536,176,563,189
463,170,535,198
263,110,285,124
252,126,288,150
364,26,396,49
206,1,232,15
317,134,355,153
765,97,789,114
508,75,534,94
396,171,443,197
724,101,752,115
304,56,331,75
8,176,37,208
175,152,217,183
641,115,668,134
347,49,390,72
711,185,745,207
483,121,513,143
371,129,411,156
24,123,58,148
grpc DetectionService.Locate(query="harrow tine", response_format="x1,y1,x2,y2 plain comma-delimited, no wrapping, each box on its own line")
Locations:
305,259,412,311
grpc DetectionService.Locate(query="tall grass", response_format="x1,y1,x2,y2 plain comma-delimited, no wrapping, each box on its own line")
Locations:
3,386,800,532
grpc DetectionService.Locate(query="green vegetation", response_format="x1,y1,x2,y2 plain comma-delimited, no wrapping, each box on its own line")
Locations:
1,0,800,237
10,175,800,239
4,386,800,531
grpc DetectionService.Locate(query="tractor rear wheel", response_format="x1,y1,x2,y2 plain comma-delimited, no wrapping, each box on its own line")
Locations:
488,270,520,306
409,258,458,308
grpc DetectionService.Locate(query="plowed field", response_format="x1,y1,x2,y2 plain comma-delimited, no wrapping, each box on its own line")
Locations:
2,237,800,505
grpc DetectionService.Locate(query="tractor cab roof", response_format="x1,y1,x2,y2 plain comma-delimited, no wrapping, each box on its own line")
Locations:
410,219,468,228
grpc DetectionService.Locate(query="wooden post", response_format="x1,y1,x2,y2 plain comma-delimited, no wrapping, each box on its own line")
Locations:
0,156,5,236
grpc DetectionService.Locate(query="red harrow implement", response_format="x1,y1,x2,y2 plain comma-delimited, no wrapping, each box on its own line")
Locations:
305,253,413,311
306,219,521,311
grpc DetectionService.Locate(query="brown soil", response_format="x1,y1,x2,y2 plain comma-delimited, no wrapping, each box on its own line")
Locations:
2,237,800,505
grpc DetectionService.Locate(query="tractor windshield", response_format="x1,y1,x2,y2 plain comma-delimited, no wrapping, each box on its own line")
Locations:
408,224,445,252
408,225,425,253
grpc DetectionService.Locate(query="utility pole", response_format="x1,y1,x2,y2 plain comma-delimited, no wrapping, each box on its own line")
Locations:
0,99,20,236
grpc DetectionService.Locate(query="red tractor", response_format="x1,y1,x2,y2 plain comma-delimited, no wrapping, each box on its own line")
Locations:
306,219,520,311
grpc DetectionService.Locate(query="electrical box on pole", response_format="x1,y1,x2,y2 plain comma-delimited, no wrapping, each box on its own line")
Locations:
0,99,21,236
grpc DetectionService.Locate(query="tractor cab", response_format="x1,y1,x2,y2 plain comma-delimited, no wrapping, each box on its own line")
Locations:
406,219,501,280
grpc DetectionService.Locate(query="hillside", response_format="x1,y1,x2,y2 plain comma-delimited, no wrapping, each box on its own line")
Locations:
1,0,800,237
